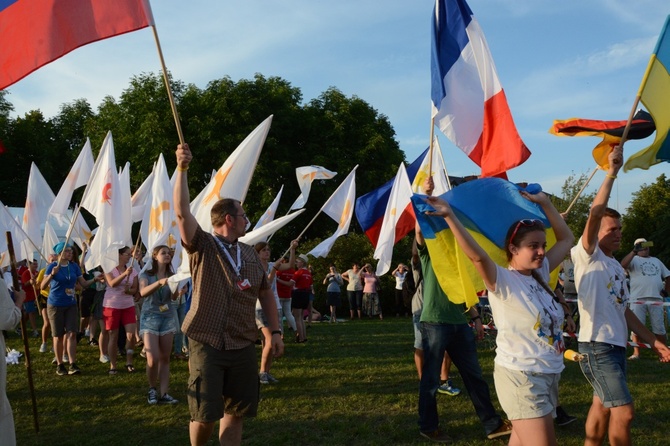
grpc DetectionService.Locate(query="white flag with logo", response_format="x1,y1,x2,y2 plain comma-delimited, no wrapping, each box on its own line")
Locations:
412,139,451,195
289,165,337,210
308,166,357,258
141,153,181,271
190,116,272,232
81,131,131,272
21,163,56,261
375,163,413,276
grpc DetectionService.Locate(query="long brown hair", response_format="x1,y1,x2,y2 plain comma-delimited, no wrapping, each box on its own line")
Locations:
145,245,174,277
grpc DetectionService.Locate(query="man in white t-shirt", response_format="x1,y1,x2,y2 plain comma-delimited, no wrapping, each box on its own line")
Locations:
621,238,670,359
572,145,670,446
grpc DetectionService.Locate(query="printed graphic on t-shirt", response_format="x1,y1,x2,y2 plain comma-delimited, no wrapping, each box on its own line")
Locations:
527,281,565,354
639,260,661,277
607,271,628,306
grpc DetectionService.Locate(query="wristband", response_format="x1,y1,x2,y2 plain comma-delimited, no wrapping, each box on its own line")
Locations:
177,165,188,172
271,330,282,336
471,315,481,323
605,174,617,180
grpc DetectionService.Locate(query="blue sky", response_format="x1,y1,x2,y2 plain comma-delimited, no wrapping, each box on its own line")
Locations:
5,0,669,211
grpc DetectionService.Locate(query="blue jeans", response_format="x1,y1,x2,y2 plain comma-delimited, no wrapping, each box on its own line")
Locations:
418,322,503,435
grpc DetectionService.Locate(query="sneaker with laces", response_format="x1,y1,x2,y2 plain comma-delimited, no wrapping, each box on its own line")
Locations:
159,393,178,404
56,364,67,376
266,372,279,384
99,354,110,364
68,363,81,375
487,420,513,439
32,330,40,338
419,429,452,443
628,354,640,360
555,406,577,426
259,372,270,385
39,343,48,353
437,380,461,397
147,387,158,405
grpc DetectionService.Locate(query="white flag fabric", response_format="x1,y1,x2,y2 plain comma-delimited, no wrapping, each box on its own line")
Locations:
289,165,338,210
82,131,132,272
21,163,56,261
50,138,94,220
412,139,451,195
308,166,357,258
374,163,413,276
140,153,182,271
131,164,155,222
41,218,60,259
253,185,284,232
240,208,305,247
0,201,34,267
69,206,94,251
190,116,273,232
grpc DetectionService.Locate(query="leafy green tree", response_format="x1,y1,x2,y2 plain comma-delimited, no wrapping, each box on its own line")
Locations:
622,174,670,264
549,172,596,240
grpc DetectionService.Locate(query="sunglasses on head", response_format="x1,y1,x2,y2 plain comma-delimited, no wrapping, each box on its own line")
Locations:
509,219,543,244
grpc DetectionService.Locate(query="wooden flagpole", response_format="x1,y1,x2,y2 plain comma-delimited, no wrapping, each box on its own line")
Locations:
6,232,39,433
150,26,185,145
562,167,599,216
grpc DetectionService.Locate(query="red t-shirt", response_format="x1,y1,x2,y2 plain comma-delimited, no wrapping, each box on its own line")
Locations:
21,269,37,302
276,269,295,299
293,268,313,290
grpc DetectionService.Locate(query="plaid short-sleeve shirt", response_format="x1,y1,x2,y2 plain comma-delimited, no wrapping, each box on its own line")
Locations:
182,226,268,351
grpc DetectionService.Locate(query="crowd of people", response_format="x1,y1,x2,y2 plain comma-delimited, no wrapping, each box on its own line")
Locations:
2,143,670,446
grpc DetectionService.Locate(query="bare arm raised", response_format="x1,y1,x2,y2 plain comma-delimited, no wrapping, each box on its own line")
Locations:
174,143,199,246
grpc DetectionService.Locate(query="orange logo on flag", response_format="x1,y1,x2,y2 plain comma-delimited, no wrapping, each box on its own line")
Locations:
203,167,232,205
101,183,112,204
149,201,170,233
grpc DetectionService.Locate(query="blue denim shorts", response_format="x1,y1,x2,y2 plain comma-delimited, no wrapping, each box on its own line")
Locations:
139,311,177,337
578,342,632,408
23,300,38,314
413,313,422,350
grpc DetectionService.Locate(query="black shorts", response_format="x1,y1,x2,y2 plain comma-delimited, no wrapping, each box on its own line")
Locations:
80,288,96,318
291,289,310,310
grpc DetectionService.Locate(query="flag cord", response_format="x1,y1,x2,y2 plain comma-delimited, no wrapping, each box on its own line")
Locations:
151,26,185,145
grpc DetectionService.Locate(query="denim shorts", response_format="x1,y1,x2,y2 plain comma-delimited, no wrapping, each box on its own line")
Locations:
413,313,423,350
139,311,178,337
494,364,559,420
578,342,632,408
23,301,38,314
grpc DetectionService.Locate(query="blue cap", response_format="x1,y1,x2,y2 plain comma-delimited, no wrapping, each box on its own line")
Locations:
53,242,72,254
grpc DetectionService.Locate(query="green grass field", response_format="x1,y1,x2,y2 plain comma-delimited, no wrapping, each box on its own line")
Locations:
5,318,670,445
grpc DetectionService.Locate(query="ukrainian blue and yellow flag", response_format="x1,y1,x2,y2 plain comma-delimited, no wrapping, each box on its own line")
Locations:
625,15,670,171
412,177,557,308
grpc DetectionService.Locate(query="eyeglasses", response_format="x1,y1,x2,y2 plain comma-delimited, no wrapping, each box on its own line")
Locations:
234,213,249,221
509,219,543,244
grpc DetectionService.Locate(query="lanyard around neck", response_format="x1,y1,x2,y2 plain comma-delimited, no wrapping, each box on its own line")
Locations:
214,236,241,279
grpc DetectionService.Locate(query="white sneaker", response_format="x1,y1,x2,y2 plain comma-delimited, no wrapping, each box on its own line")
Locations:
99,355,110,364
39,343,48,353
63,354,69,363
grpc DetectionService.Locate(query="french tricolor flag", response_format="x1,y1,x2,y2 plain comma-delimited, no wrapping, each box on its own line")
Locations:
431,0,530,178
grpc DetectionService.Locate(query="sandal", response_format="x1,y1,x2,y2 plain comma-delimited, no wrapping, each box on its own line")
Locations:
108,369,118,375
126,364,136,373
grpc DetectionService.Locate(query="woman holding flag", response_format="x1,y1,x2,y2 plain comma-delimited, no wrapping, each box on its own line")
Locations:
423,190,574,446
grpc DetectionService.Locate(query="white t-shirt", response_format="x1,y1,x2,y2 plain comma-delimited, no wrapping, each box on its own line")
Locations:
627,256,670,300
488,258,565,374
256,262,280,310
393,270,406,290
572,238,629,347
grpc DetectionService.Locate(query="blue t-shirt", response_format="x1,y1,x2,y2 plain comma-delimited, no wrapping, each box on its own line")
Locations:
46,262,82,307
